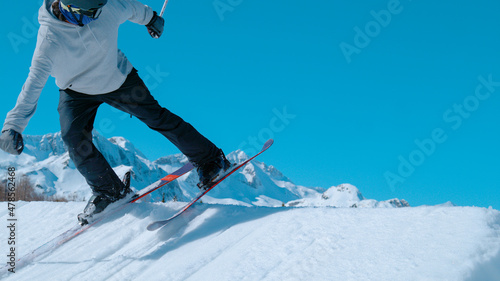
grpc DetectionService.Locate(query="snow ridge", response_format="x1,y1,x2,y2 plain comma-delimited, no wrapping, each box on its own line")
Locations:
0,202,499,280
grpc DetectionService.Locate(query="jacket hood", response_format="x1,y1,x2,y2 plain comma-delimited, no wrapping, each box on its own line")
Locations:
40,0,77,28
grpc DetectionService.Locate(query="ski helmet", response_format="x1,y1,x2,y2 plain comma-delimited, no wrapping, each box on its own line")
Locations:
60,0,108,11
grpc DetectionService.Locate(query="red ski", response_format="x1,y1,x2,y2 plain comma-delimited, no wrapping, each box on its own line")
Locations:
147,139,274,231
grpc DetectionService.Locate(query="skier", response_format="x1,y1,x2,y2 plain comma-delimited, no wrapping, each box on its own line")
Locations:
0,0,231,224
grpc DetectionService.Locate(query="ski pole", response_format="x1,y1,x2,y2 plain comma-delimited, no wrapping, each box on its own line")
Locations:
160,0,169,17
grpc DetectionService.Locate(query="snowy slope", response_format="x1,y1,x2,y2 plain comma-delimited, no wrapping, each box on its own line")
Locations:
6,132,496,279
0,202,499,280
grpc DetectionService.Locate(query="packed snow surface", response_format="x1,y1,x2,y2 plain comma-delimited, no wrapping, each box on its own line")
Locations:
1,202,499,281
1,133,499,280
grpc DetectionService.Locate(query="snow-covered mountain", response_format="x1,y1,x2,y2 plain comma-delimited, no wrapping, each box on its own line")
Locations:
287,183,410,208
0,132,409,208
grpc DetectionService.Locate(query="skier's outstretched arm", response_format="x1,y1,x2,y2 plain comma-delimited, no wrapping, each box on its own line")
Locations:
1,27,54,155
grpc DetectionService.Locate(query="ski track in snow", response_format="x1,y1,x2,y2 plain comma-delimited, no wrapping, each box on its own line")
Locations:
0,202,499,281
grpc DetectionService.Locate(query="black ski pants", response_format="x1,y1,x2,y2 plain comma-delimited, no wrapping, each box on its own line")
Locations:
58,69,219,197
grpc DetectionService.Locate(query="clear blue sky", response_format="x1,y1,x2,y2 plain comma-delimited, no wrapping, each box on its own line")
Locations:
1,0,499,209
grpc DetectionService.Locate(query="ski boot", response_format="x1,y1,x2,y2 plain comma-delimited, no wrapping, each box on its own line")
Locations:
78,171,132,226
196,150,233,190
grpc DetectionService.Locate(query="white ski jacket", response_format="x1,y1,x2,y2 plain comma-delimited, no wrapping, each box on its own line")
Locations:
3,0,153,134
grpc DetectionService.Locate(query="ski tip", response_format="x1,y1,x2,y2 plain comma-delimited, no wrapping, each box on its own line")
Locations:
147,222,161,231
263,139,274,150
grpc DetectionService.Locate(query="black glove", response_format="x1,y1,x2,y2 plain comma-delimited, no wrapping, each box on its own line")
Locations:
0,129,24,155
146,11,164,39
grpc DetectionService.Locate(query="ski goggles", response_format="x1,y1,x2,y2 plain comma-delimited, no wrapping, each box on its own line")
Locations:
60,2,103,26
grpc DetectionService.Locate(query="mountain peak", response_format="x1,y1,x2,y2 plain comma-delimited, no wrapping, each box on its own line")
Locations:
227,150,249,163
322,183,365,202
23,132,66,160
108,136,129,149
